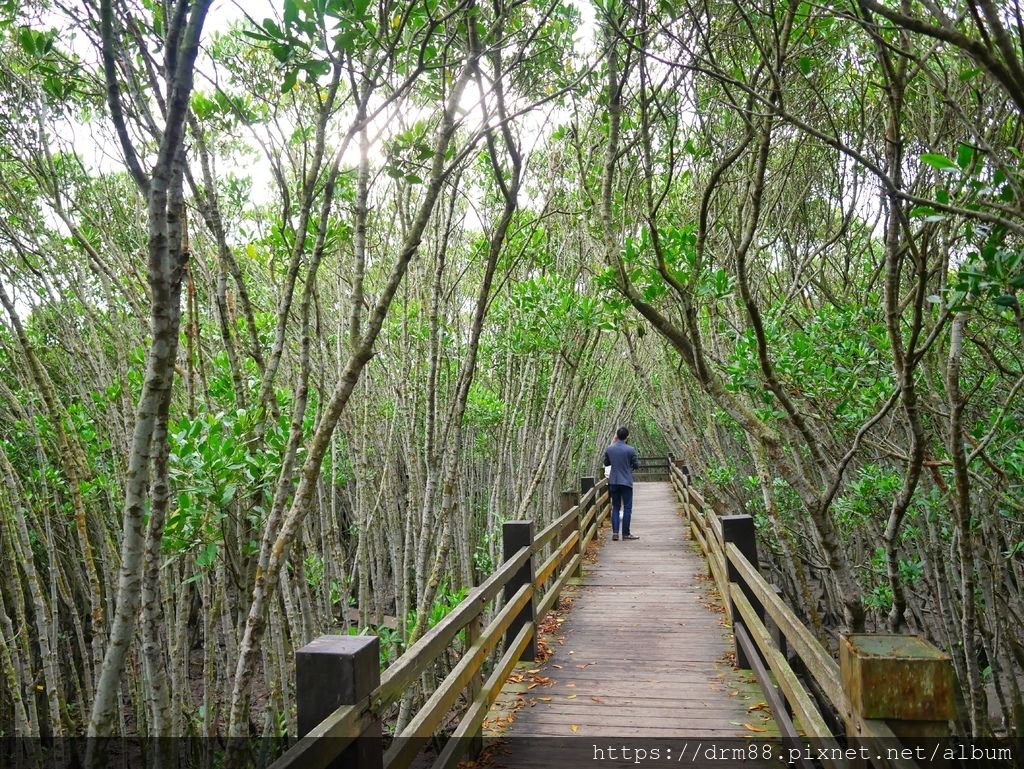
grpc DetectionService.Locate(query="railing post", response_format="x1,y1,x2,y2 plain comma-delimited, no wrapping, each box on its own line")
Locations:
721,515,763,669
295,635,382,769
556,491,578,603
840,634,954,761
770,584,789,661
560,490,577,513
464,615,484,758
502,520,537,662
577,477,594,578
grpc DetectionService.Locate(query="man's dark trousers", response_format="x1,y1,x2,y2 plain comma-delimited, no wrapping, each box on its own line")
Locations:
609,484,634,537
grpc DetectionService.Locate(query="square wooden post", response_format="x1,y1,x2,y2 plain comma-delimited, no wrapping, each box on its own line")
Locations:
559,489,578,548
503,520,537,661
721,514,763,669
296,635,382,769
840,634,954,762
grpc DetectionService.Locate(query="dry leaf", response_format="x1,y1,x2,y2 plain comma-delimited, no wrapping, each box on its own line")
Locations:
527,669,541,674
570,724,579,733
747,702,769,712
527,682,538,689
590,696,604,703
567,693,577,699
743,723,767,732
539,696,552,702
552,664,563,669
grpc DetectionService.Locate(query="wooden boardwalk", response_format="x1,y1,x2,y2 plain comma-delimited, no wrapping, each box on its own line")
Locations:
481,481,777,766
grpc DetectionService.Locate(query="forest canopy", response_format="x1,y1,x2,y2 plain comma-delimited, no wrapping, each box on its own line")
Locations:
0,0,1022,752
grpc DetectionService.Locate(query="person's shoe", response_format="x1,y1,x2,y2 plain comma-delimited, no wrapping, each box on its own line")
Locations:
623,534,640,540
612,533,619,541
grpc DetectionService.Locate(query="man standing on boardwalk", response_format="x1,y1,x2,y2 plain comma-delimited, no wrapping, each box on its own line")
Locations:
604,427,640,541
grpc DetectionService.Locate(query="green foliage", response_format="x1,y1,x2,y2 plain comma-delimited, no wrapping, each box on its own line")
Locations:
465,383,504,426
833,465,900,530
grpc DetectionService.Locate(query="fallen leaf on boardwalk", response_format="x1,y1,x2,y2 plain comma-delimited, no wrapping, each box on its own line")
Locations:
590,696,604,703
552,664,563,669
566,682,576,688
539,696,552,702
527,669,541,674
570,725,579,733
729,690,739,696
566,693,577,699
744,723,767,732
527,683,539,689
568,650,575,654
747,702,769,712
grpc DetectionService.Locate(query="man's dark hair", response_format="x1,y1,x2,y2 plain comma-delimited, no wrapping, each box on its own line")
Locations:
616,427,629,441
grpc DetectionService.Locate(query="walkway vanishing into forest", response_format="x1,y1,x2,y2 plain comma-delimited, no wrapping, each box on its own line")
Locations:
479,481,779,765
277,463,959,769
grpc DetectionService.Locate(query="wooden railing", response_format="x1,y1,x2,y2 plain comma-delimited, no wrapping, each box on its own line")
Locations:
633,454,670,481
272,475,613,769
668,461,955,769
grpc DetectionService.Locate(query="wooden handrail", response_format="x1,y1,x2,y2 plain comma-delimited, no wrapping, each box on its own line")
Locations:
270,543,533,769
670,462,947,769
384,582,534,769
278,473,614,769
534,504,578,550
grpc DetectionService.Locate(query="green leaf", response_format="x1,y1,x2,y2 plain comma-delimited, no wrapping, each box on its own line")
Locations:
281,67,298,93
993,294,1018,307
920,153,959,172
196,542,217,568
270,42,291,63
18,26,36,56
798,56,812,75
283,0,298,27
219,484,237,506
957,143,975,170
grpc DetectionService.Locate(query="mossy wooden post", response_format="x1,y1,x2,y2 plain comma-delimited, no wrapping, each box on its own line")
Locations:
840,634,954,763
296,635,382,769
503,520,536,661
721,515,762,669
577,477,594,577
